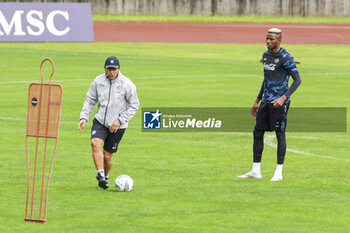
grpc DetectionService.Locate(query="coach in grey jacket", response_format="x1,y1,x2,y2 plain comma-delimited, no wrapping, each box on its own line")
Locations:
78,56,140,189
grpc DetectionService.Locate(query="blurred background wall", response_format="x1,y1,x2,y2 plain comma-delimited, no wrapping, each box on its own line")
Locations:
1,0,349,17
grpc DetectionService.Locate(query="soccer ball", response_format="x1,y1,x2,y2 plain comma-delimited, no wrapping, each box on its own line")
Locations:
114,175,133,192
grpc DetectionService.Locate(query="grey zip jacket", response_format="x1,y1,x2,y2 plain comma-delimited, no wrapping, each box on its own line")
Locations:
80,71,140,129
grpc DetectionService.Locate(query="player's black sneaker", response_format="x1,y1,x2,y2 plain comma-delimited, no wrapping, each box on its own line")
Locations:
96,173,109,189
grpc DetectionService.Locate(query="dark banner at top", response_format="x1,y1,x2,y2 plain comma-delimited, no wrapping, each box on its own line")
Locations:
0,3,93,42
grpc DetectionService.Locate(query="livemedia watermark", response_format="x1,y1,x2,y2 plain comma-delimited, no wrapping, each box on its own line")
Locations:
142,107,347,132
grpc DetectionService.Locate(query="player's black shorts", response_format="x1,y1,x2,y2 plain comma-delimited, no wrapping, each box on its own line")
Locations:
91,119,125,153
254,101,290,132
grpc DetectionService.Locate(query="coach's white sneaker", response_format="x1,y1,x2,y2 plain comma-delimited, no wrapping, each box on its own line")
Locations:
237,171,262,179
270,175,283,182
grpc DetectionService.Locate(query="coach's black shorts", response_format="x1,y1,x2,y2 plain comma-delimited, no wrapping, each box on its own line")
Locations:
91,119,125,153
254,102,290,132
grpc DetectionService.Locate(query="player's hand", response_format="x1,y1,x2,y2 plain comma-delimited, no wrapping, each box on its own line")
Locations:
109,119,120,133
78,119,87,131
271,95,287,108
251,99,260,117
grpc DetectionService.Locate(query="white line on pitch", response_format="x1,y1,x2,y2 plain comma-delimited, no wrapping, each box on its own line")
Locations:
0,74,258,84
0,117,140,128
264,135,350,161
287,135,350,141
2,72,350,85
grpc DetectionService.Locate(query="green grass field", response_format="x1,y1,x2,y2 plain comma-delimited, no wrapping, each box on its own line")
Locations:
0,42,349,233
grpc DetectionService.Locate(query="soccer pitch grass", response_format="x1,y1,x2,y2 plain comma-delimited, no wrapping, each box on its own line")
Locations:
0,42,349,233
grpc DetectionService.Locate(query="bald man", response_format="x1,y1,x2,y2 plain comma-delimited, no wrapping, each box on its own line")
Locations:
238,28,302,181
